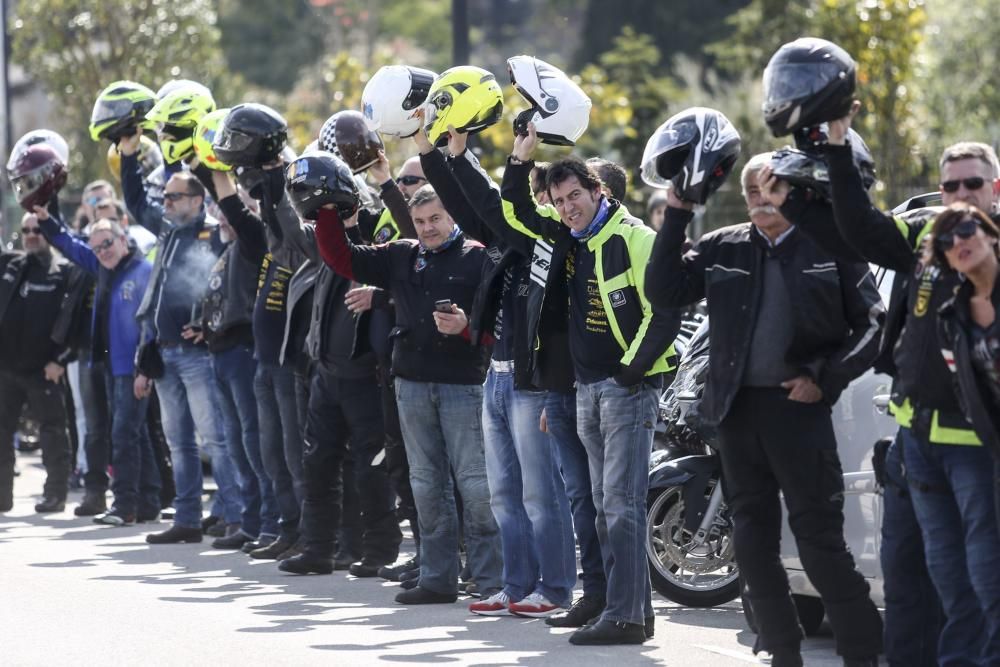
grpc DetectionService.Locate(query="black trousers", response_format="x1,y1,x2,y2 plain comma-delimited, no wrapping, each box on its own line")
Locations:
301,366,401,563
719,387,882,658
0,368,71,503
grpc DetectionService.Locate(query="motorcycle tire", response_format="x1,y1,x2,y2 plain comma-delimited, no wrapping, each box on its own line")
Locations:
646,484,741,608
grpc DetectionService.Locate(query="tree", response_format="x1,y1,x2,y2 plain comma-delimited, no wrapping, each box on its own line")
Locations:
11,0,239,189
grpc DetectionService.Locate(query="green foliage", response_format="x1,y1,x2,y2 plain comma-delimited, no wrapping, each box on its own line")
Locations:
916,0,1000,168
707,0,812,75
217,0,324,93
11,0,240,189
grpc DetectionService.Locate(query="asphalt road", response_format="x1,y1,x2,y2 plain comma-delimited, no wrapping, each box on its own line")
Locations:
0,450,848,666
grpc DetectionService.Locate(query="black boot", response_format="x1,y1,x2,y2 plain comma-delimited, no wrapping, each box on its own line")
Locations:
278,553,335,575
74,491,107,517
34,496,66,513
146,524,203,544
568,619,646,646
546,595,606,628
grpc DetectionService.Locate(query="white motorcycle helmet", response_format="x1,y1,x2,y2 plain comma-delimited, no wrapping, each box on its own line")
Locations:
361,66,437,138
507,55,592,146
7,129,71,172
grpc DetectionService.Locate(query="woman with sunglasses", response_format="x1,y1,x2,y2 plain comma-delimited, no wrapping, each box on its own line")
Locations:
931,203,1000,535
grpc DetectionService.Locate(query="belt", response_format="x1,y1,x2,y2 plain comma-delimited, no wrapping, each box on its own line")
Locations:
490,359,514,373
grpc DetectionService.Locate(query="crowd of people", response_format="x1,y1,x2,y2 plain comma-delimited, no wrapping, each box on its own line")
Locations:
1,36,998,666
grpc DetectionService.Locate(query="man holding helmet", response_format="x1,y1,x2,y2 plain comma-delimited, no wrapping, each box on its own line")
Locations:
268,146,409,577
118,128,242,545
1,144,82,513
643,104,884,666
308,151,502,604
499,122,679,644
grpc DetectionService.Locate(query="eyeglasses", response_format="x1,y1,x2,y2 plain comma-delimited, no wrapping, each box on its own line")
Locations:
20,227,42,235
940,177,987,193
935,219,982,251
163,192,195,202
90,237,117,253
397,175,427,186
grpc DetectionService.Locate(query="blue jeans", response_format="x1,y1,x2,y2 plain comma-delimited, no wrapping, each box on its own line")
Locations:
545,390,607,599
106,374,160,516
255,363,303,543
80,357,112,493
213,345,278,539
394,378,502,595
482,368,576,605
881,436,942,667
902,426,1000,665
576,378,657,625
157,345,242,529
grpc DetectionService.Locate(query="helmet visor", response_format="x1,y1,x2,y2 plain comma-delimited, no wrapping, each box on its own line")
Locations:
402,69,435,110
214,128,256,154
91,97,137,124
762,62,844,107
640,120,698,187
11,165,53,201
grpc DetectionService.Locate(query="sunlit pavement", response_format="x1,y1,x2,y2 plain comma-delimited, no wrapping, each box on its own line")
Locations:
0,450,847,665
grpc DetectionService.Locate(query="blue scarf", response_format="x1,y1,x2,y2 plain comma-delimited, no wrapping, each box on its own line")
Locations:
419,225,462,254
570,197,611,241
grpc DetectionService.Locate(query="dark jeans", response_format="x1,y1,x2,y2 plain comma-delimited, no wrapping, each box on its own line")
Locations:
901,426,1000,665
379,364,418,533
0,368,71,502
214,345,278,538
718,388,882,659
106,374,160,516
255,362,303,543
80,357,112,493
302,366,401,563
881,436,942,667
545,390,606,599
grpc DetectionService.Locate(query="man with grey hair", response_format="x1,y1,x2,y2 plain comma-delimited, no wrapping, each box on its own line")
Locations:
645,152,885,666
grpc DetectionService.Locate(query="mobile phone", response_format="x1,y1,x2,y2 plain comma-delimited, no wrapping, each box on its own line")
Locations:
434,299,454,313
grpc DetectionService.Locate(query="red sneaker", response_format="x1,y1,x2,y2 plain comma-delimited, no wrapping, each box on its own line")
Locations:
469,590,512,616
509,591,563,618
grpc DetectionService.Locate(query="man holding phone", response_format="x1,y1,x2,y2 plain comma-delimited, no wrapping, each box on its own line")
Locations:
311,166,502,606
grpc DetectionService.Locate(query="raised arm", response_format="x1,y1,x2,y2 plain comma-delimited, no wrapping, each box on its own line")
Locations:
119,130,166,236
419,144,495,246
33,207,100,275
645,201,712,310
313,207,396,289
213,171,268,266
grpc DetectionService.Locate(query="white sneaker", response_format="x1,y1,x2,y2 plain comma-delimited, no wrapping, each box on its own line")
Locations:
469,590,512,616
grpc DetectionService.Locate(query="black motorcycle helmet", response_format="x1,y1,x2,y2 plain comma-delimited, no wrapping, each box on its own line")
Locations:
284,151,360,221
640,107,742,205
770,128,876,200
213,103,288,168
762,37,856,137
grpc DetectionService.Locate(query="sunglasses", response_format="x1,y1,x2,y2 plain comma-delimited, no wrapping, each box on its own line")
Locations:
935,219,982,251
940,177,987,193
90,237,117,253
20,227,42,235
397,175,427,186
163,192,195,202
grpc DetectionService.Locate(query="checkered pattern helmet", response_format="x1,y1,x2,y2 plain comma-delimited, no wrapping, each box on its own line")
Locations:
319,112,343,157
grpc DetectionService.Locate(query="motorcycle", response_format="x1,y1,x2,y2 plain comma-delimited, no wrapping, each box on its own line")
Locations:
646,316,741,608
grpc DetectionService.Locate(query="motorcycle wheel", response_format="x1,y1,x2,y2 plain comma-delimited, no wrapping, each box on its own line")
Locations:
646,482,741,607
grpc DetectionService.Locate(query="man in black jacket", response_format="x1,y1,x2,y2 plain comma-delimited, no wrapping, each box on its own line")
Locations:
0,212,80,512
315,183,502,605
646,153,885,666
274,160,410,577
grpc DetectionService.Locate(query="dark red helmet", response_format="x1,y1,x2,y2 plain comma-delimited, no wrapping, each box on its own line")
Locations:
8,144,68,211
331,111,384,174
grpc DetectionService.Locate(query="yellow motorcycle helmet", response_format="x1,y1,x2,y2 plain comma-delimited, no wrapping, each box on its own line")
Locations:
106,135,163,183
193,108,232,171
89,80,156,142
423,66,503,146
144,85,216,163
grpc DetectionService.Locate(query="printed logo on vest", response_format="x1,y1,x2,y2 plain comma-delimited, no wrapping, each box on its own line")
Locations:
609,289,627,308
